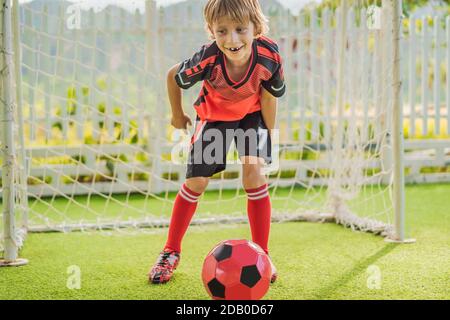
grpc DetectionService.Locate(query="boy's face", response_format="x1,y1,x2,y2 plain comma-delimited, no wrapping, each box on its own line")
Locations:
210,16,257,65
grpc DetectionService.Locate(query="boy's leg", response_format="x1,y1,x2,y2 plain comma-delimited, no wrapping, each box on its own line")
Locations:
150,117,237,284
164,178,207,252
242,159,271,254
149,179,206,284
235,111,273,254
236,111,277,283
242,159,277,283
167,116,236,251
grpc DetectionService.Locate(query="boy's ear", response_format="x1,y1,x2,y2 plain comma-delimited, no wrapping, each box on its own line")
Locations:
253,26,261,39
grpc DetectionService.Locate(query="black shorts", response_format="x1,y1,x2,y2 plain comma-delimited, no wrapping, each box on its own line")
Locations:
186,111,272,178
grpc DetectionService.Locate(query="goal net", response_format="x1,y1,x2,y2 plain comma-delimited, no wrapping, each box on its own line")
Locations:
1,0,407,262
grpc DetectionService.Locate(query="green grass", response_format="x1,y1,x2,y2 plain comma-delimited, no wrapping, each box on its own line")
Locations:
1,183,449,300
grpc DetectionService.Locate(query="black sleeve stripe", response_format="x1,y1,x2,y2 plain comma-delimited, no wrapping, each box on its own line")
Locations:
176,64,215,89
182,43,219,66
258,55,280,75
257,37,285,98
259,53,279,64
262,79,286,98
258,38,280,54
202,42,220,59
175,43,219,89
188,63,215,77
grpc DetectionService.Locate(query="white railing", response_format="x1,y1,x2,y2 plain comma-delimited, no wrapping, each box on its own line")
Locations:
403,15,450,138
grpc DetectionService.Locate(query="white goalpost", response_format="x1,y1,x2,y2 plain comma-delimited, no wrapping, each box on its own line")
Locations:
1,0,28,266
1,0,415,266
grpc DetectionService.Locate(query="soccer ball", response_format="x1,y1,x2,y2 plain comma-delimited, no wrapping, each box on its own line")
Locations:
202,239,271,300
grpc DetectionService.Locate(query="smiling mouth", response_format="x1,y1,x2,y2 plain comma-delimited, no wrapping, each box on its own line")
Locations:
226,45,244,53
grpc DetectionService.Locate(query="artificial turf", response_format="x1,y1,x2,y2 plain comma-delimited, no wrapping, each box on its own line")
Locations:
0,183,449,300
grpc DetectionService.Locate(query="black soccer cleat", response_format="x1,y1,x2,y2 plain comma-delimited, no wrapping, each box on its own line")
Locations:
148,249,181,284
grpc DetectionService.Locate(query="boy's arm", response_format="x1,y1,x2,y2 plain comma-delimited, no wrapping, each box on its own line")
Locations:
167,63,192,130
260,87,278,137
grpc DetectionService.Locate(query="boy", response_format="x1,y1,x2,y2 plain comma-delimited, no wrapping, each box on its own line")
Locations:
149,0,285,284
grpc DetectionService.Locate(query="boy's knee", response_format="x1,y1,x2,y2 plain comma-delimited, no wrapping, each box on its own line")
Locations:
242,166,266,190
185,177,209,194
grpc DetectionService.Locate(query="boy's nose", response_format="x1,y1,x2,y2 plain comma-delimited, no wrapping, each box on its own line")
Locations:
228,30,240,43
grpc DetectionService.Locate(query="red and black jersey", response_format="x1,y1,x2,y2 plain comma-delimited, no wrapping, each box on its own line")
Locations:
175,36,285,122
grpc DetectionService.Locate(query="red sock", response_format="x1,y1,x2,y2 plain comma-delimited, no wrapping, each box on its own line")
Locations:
245,184,271,254
164,183,201,253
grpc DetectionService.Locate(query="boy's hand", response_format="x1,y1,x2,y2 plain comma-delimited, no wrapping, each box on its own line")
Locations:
171,113,193,130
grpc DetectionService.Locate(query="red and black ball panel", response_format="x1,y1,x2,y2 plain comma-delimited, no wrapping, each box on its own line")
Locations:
202,239,271,300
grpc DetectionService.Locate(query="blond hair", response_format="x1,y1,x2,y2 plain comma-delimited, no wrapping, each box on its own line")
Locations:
204,0,269,38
